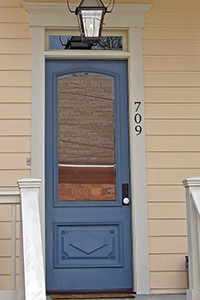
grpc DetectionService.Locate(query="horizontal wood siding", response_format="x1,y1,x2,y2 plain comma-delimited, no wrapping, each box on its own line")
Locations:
143,0,200,294
0,0,30,290
0,0,199,294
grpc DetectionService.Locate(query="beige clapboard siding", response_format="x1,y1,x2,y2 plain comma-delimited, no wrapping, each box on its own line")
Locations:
143,1,200,293
144,72,200,87
148,203,186,219
0,55,31,70
0,71,31,87
150,272,188,289
143,26,200,40
0,154,30,169
0,240,20,257
0,257,19,275
0,104,30,118
143,42,200,57
0,0,21,6
0,87,30,102
145,11,200,25
147,152,200,168
144,87,200,103
0,10,31,294
0,137,30,153
145,103,200,119
146,120,200,136
149,220,187,236
0,205,20,222
147,169,200,185
146,136,200,152
0,120,30,135
0,24,30,39
148,186,185,202
0,40,31,55
0,222,20,239
149,237,187,254
150,254,187,271
0,8,29,23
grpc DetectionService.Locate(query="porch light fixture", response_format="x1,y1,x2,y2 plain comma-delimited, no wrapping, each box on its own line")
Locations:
66,0,115,42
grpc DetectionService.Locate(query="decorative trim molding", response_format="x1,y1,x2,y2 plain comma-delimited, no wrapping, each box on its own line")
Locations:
22,1,152,295
22,3,152,28
183,177,200,188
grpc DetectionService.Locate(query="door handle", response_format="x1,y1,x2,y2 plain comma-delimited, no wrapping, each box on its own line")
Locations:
122,183,130,205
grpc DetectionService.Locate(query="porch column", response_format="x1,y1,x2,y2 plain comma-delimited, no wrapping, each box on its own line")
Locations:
17,178,46,300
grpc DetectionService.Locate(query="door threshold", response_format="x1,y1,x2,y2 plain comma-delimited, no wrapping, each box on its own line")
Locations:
50,293,135,299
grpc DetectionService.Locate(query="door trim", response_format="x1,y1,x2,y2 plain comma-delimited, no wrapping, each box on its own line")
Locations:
22,3,151,295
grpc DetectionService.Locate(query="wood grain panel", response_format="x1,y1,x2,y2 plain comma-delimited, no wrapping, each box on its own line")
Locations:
146,152,200,168
0,71,30,87
146,136,200,152
0,55,30,70
0,87,30,102
0,39,30,55
149,220,187,236
147,169,200,185
150,271,188,289
148,203,186,219
0,137,30,152
150,254,187,271
0,120,30,135
144,87,200,103
147,186,185,202
149,237,188,254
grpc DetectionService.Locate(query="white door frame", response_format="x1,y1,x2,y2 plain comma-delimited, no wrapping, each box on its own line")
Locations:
22,2,152,294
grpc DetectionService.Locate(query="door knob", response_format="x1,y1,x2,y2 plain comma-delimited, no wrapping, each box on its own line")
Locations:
123,197,130,205
122,183,130,205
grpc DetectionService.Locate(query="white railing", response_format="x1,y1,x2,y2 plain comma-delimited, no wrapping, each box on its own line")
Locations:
0,191,20,300
183,177,200,300
0,179,46,300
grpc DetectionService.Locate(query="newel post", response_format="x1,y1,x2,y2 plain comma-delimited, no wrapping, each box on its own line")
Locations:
17,179,46,300
183,177,200,300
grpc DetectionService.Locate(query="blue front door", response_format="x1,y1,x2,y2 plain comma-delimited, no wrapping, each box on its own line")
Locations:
45,60,133,292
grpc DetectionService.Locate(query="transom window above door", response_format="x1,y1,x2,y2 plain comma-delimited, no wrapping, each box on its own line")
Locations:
46,30,128,51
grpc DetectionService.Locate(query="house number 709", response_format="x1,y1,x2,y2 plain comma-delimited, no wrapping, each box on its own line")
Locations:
134,102,142,135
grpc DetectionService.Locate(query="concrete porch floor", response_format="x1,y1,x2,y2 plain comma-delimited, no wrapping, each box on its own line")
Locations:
135,295,186,300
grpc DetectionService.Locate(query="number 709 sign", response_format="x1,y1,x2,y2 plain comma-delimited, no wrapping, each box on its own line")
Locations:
134,102,142,135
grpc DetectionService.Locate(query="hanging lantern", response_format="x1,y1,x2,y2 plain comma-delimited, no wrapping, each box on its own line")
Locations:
67,0,115,42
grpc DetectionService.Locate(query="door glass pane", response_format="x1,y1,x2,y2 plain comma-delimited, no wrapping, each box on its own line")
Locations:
58,73,116,202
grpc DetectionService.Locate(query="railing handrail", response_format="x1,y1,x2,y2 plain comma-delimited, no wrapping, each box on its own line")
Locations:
0,191,20,204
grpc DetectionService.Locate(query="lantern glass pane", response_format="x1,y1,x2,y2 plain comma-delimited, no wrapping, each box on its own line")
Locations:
81,10,103,37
